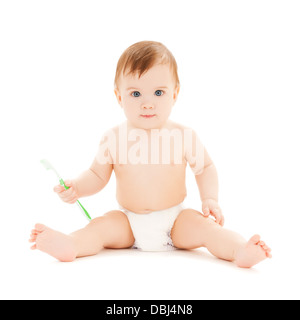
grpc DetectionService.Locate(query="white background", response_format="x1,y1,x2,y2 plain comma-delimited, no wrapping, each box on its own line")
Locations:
0,0,299,300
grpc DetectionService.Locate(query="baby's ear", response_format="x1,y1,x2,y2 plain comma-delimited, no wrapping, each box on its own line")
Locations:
114,88,122,106
173,85,180,103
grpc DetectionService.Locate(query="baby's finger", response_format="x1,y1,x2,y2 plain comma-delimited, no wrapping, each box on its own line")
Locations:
53,185,65,193
64,180,73,188
220,214,225,226
61,186,75,196
63,194,78,204
212,208,222,225
214,208,224,226
63,188,78,200
69,197,78,204
202,207,210,217
60,190,76,201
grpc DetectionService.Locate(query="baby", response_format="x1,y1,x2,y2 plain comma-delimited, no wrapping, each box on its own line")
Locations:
29,41,271,268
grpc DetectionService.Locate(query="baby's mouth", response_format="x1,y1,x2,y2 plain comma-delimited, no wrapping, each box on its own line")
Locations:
140,114,156,119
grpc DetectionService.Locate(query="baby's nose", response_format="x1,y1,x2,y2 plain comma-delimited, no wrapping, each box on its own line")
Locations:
141,102,154,110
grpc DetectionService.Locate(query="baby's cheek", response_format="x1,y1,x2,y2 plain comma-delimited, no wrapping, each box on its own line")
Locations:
123,103,139,116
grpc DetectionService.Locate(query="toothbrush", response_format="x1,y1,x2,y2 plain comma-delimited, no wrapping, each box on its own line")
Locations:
40,159,92,221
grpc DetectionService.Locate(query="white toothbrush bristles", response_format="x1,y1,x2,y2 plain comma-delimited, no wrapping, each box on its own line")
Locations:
40,159,61,179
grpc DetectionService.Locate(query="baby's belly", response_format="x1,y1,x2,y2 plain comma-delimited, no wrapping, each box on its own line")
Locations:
114,164,187,214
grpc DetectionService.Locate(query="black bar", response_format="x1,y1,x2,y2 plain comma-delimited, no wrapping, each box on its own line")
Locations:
98,300,201,319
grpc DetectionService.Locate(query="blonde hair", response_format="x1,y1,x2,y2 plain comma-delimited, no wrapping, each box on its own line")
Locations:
114,41,179,89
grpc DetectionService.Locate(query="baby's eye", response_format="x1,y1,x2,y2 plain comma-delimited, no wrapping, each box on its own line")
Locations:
131,91,141,97
155,90,164,96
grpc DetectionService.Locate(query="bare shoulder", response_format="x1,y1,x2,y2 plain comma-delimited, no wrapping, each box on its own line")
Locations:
167,120,198,135
99,122,124,140
110,123,121,135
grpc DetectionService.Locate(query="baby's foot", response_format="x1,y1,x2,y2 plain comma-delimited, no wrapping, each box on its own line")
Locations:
29,224,77,262
234,235,272,268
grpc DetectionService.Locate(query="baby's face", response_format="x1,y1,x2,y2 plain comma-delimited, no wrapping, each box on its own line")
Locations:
115,64,180,130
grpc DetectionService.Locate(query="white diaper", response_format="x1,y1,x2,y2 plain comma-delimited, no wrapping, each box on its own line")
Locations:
119,203,185,252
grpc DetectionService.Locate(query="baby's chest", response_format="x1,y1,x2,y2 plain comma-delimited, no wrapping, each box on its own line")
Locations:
114,163,186,181
113,130,186,166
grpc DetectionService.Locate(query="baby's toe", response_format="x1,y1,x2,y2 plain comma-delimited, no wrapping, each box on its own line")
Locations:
35,223,46,232
261,243,268,250
260,241,270,250
262,243,272,258
29,231,38,243
249,234,261,245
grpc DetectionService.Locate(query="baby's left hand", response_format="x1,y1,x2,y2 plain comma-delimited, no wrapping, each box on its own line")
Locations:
202,199,224,226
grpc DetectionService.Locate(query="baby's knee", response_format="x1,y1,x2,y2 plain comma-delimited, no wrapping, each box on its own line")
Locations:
86,216,108,232
88,210,129,232
175,209,206,228
171,209,218,248
182,209,219,227
89,210,121,224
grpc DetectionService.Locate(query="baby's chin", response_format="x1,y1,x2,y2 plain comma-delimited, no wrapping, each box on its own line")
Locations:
129,117,168,130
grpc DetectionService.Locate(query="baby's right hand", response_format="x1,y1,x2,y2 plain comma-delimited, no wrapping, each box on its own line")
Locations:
53,180,79,204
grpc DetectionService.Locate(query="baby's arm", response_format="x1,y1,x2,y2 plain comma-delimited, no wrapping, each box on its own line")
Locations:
54,130,114,203
74,161,112,197
185,129,224,225
195,148,219,203
195,152,224,225
54,161,112,203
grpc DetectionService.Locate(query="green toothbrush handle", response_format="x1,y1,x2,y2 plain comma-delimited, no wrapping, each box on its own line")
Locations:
59,178,92,221
59,178,70,190
76,200,92,220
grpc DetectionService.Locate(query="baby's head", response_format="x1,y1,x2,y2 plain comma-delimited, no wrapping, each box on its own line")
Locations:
114,41,180,129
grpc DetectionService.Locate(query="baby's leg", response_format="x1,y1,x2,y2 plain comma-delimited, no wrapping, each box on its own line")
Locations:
29,210,135,262
171,209,271,268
